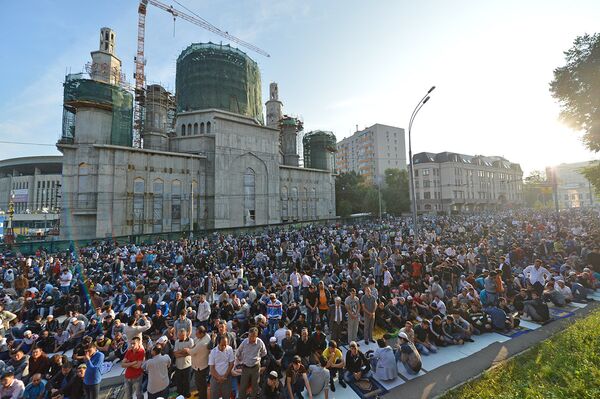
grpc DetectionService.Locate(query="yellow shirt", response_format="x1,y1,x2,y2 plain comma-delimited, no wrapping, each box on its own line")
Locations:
323,347,343,363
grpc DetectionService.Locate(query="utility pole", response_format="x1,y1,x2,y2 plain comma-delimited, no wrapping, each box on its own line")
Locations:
551,168,560,234
408,86,436,237
377,176,382,219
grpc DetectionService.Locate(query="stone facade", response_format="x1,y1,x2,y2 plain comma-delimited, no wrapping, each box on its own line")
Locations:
56,29,336,240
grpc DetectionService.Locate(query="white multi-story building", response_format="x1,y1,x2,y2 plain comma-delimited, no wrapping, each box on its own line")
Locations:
412,152,524,214
335,124,406,183
546,161,597,209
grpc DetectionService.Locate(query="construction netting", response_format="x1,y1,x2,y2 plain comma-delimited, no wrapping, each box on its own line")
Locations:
303,130,337,171
176,43,263,124
61,74,133,146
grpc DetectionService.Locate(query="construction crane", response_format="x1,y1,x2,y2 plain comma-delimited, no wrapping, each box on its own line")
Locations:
133,0,270,147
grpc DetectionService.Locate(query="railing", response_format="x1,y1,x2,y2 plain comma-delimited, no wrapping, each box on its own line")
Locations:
0,215,376,256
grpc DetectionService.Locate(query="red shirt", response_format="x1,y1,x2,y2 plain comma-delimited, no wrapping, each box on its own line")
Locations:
124,347,146,379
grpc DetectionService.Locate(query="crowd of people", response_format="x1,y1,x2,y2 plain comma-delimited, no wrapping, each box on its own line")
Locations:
0,208,598,399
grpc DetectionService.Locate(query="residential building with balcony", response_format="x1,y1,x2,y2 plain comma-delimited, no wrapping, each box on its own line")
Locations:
336,124,406,183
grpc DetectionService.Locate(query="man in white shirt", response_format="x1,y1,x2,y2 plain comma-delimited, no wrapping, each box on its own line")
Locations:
382,266,393,298
208,335,235,399
145,344,171,399
522,259,551,295
196,294,211,330
290,270,302,302
554,280,573,302
59,269,72,294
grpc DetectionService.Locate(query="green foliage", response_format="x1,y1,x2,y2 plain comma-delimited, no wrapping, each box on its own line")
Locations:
581,162,600,197
522,170,553,208
442,309,600,399
550,33,600,152
381,168,411,216
335,168,410,217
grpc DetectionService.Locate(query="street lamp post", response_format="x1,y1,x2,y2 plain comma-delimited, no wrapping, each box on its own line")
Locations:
408,86,435,237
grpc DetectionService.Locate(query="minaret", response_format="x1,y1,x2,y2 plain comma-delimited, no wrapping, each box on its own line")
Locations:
265,82,283,128
90,27,122,85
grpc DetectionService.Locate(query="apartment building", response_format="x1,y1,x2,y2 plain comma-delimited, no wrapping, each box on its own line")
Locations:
546,161,597,209
336,124,406,183
412,152,523,214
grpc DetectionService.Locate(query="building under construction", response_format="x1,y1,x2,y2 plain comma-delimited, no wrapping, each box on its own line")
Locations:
54,27,336,240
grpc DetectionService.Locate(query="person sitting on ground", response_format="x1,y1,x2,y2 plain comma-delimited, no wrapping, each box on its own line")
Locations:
322,340,346,391
554,280,573,303
285,355,313,399
396,332,422,375
413,319,438,355
51,363,85,399
23,372,46,399
522,291,550,323
261,370,284,399
7,349,29,380
0,371,25,399
343,341,370,383
307,357,330,399
369,338,397,381
543,281,566,307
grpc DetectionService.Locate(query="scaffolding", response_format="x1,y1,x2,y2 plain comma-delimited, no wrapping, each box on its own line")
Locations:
61,74,134,147
143,84,177,136
176,43,263,123
303,130,337,171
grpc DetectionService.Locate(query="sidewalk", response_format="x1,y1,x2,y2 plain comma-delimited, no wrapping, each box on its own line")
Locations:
384,301,599,399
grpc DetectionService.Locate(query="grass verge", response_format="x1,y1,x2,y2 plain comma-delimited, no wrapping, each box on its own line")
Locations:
441,307,600,399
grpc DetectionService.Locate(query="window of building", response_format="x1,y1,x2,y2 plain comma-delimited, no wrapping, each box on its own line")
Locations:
200,122,205,134
153,179,164,233
281,186,288,219
171,180,181,231
291,187,298,219
207,121,212,134
133,178,145,235
424,192,431,199
193,123,198,135
414,170,419,177
422,169,430,176
244,168,256,225
181,124,186,136
423,180,431,188
77,163,90,208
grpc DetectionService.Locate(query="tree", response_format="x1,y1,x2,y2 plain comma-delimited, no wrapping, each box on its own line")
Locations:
335,171,377,217
381,168,411,216
550,33,600,192
522,170,552,208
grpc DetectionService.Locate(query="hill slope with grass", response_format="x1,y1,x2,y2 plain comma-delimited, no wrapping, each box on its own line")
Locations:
442,307,600,399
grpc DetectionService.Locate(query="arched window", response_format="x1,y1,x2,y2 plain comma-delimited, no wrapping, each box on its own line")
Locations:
171,180,181,231
311,188,317,218
302,187,308,219
193,123,198,135
206,121,211,134
153,179,164,233
244,168,256,224
181,124,186,136
187,124,192,136
200,122,205,134
281,186,288,220
291,187,298,219
133,178,145,234
77,163,90,208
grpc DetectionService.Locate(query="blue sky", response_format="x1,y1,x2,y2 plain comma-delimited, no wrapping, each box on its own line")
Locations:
1,0,598,174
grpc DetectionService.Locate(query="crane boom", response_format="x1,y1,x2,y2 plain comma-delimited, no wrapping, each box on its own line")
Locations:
148,0,270,57
133,0,270,148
